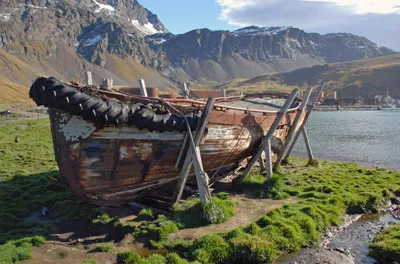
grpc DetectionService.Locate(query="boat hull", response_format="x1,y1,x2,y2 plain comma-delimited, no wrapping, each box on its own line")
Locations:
49,106,302,206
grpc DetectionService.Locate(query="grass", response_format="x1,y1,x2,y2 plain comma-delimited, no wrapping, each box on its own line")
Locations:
173,197,236,228
94,244,113,252
369,223,400,263
1,119,399,263
80,260,97,264
116,251,198,264
240,173,289,199
159,159,400,263
0,119,117,263
138,208,154,221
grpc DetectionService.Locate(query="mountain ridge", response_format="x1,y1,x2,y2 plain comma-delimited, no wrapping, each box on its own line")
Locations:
0,0,395,95
217,53,400,98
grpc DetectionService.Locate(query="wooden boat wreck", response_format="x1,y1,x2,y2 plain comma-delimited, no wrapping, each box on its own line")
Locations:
30,77,320,206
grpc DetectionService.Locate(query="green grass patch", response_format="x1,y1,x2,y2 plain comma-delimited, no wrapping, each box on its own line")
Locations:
160,158,399,263
80,260,97,264
0,236,45,263
117,251,195,264
133,215,179,246
94,244,113,252
138,208,154,221
241,172,289,199
173,197,236,228
0,120,120,263
369,223,400,263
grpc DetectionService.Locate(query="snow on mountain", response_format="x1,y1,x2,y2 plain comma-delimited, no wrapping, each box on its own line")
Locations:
83,35,102,47
0,13,11,22
92,0,115,13
131,20,164,36
232,26,289,36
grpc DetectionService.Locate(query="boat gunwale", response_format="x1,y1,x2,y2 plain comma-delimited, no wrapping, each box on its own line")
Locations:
97,89,302,114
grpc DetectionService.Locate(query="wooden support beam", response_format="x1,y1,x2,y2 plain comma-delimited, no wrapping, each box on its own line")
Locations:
139,79,148,97
264,139,273,179
258,155,265,171
175,133,189,168
181,83,190,99
192,146,212,202
283,83,325,161
171,96,215,204
235,89,299,184
274,87,313,169
302,126,314,162
86,71,93,86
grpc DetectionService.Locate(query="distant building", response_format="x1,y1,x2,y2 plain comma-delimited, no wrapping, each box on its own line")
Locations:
321,91,337,100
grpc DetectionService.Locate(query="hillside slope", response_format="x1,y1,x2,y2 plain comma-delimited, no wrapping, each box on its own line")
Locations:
0,46,175,104
219,53,400,98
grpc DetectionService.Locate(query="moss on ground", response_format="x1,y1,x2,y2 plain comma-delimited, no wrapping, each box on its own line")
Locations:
0,120,117,263
161,159,400,263
116,251,196,264
369,223,400,263
1,120,399,264
173,197,236,228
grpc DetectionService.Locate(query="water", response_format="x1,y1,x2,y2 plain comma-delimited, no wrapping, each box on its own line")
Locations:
292,110,400,170
283,110,400,263
280,214,399,264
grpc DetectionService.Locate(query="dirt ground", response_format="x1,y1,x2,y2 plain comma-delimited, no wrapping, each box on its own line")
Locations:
23,194,299,264
169,195,300,241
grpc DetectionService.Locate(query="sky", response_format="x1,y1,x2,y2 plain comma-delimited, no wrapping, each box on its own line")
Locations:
141,0,400,51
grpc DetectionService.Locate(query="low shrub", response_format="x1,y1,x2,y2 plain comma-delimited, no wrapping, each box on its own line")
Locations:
138,208,154,221
117,251,141,264
95,244,113,252
173,198,236,228
80,259,97,264
190,235,231,264
369,223,400,263
229,234,279,264
133,215,179,243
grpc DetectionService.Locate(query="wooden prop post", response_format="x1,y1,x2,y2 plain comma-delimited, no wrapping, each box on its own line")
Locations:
235,89,299,184
283,83,325,163
180,83,190,99
171,96,215,204
139,79,148,97
273,87,313,170
302,126,314,161
86,71,93,86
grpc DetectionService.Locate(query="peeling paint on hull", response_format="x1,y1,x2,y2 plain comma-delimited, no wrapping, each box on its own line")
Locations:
49,103,302,206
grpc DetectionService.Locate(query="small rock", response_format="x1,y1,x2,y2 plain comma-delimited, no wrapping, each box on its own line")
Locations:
41,207,48,216
390,197,400,205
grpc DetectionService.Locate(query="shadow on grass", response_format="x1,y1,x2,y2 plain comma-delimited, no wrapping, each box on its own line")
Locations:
0,170,134,246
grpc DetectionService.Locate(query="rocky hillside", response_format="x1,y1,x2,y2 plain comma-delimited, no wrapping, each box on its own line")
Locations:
218,53,400,98
0,0,395,95
150,26,393,85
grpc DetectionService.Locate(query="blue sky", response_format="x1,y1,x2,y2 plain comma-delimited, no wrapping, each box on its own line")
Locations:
140,0,237,33
140,0,400,50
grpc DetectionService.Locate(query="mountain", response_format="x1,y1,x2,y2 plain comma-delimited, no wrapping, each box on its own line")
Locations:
218,53,400,98
0,0,172,87
150,26,393,86
0,0,396,103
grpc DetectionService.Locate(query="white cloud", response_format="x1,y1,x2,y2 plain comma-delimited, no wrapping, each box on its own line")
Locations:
216,0,400,50
303,0,400,14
